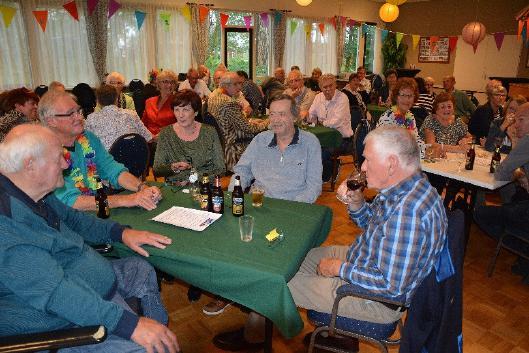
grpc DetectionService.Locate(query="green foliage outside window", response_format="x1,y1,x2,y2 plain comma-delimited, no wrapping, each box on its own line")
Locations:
381,32,407,73
341,26,360,73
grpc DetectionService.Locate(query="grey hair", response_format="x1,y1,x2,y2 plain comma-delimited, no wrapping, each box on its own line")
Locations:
105,71,125,84
219,72,238,88
156,70,178,88
364,126,420,172
288,70,303,81
318,73,336,86
0,125,54,173
37,90,77,125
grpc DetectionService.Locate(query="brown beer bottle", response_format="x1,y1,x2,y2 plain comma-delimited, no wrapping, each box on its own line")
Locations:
490,146,501,173
95,178,109,219
232,175,244,217
199,173,212,212
465,142,475,170
211,175,224,214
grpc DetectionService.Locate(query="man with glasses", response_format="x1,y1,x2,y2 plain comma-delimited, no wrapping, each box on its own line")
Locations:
178,67,211,99
38,90,162,212
284,70,315,121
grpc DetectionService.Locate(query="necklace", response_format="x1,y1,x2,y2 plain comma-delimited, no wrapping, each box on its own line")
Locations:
63,134,99,195
391,106,415,131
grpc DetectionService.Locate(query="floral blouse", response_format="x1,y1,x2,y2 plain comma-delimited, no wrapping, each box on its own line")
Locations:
377,106,425,158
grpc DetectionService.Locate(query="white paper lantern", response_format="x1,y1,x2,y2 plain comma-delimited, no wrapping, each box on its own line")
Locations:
462,21,486,50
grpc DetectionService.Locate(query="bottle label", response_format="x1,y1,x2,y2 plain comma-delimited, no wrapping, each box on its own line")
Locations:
232,197,244,214
491,160,500,172
212,196,223,212
200,194,209,210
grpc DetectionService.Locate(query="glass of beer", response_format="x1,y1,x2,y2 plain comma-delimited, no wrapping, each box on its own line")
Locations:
336,171,367,204
250,185,265,207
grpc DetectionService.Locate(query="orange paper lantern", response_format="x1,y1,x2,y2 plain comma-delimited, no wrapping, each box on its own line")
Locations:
379,3,399,23
462,21,486,51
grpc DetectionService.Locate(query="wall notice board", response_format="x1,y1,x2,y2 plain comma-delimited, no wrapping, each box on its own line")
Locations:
418,37,450,63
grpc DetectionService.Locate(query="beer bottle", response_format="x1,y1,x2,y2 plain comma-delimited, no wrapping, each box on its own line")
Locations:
490,146,501,173
465,141,476,170
95,178,109,219
211,175,224,214
232,175,244,217
199,173,212,212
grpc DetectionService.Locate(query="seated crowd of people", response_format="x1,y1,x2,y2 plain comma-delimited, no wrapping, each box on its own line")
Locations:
0,62,528,353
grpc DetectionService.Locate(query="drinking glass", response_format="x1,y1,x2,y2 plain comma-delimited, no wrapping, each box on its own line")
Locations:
424,144,435,162
250,185,265,207
239,215,254,242
336,171,367,204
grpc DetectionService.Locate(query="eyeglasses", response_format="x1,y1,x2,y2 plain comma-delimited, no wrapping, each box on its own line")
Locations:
493,93,506,97
398,93,414,99
53,107,83,118
109,81,124,86
269,111,289,118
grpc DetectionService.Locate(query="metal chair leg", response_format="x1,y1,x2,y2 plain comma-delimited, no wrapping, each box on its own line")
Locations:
488,237,505,277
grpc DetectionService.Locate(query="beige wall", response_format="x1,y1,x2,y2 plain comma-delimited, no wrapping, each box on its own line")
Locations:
388,0,528,82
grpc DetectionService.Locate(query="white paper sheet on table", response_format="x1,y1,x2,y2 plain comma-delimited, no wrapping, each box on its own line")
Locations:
151,206,222,231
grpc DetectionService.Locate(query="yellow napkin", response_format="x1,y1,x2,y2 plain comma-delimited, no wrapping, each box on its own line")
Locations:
266,228,280,242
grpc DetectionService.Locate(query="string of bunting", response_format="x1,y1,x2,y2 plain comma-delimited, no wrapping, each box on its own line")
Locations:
0,1,526,51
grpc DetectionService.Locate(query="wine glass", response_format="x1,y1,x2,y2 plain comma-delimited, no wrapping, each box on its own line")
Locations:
336,171,367,204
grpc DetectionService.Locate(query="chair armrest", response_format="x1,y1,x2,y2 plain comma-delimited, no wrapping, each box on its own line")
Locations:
336,283,407,307
0,325,107,353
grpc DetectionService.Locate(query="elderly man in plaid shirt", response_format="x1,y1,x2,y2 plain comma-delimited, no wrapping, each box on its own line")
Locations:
288,126,447,326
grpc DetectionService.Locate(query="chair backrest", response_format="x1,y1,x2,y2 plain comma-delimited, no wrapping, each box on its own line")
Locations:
350,105,364,132
109,133,150,180
399,209,465,353
409,106,429,131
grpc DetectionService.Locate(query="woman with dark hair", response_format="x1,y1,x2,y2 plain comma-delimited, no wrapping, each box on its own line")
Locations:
378,69,398,107
153,89,225,184
377,77,425,157
72,83,97,117
0,87,39,141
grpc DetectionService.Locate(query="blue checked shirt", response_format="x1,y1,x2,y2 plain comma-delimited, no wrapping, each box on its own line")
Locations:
342,172,447,305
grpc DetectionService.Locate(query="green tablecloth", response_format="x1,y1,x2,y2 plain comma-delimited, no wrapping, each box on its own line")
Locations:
110,187,332,338
303,125,342,149
367,104,387,122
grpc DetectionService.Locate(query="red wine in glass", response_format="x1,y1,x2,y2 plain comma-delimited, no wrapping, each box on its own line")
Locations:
347,178,366,191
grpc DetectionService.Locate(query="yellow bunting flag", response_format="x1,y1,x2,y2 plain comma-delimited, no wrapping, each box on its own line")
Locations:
33,10,48,32
304,22,311,39
160,12,170,31
395,32,404,47
180,5,191,23
0,5,16,28
412,34,420,50
318,22,325,36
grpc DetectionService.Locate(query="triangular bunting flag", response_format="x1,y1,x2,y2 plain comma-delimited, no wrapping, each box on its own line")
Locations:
472,43,479,53
347,19,356,28
220,13,229,28
243,15,252,30
523,24,527,43
63,1,78,21
273,11,282,26
304,23,311,39
430,36,439,46
180,5,191,22
259,13,269,28
412,34,420,50
108,0,121,19
330,17,336,30
32,10,48,32
160,12,171,30
518,20,524,40
381,29,389,43
135,10,146,30
290,20,298,35
87,0,98,16
493,32,505,51
318,23,325,36
199,5,209,23
0,5,17,28
449,36,458,52
396,32,404,47
362,23,368,35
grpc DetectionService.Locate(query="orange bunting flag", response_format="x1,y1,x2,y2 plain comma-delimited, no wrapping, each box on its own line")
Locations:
33,10,48,32
199,5,209,23
412,34,420,50
220,13,228,28
518,20,524,40
0,5,17,28
430,36,439,46
448,36,458,52
318,22,325,36
395,32,404,47
63,1,79,21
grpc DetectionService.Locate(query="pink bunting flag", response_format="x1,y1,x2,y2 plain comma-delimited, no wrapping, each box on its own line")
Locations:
108,0,121,19
347,18,356,28
493,32,505,51
32,10,48,32
259,12,269,28
448,36,458,52
243,15,252,30
199,5,209,23
318,23,325,36
220,13,229,28
63,1,79,21
87,0,99,16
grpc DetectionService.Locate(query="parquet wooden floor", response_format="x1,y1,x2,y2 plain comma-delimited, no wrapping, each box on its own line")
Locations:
153,158,529,353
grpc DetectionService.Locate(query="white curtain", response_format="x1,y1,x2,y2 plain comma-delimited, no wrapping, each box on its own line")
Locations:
0,1,31,90
106,7,155,83
283,18,308,75
311,23,337,74
155,8,191,74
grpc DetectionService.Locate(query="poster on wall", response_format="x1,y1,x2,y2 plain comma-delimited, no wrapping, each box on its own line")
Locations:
418,37,450,63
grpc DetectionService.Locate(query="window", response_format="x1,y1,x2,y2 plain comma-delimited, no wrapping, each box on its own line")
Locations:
283,18,307,74
156,9,191,74
206,11,222,74
341,25,360,73
310,23,337,74
362,23,376,73
224,28,253,77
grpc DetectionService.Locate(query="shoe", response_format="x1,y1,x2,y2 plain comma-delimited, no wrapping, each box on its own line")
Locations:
303,331,359,352
212,327,264,351
203,299,233,316
187,286,202,302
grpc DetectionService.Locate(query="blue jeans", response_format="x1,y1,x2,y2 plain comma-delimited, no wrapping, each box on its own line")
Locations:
59,257,168,353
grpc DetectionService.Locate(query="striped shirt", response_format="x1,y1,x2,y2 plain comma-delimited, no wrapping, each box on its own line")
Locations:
415,93,435,113
342,172,447,305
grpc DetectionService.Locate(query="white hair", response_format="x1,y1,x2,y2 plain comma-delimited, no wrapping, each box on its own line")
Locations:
364,126,420,172
219,72,238,88
37,90,77,125
0,126,53,173
105,71,125,84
